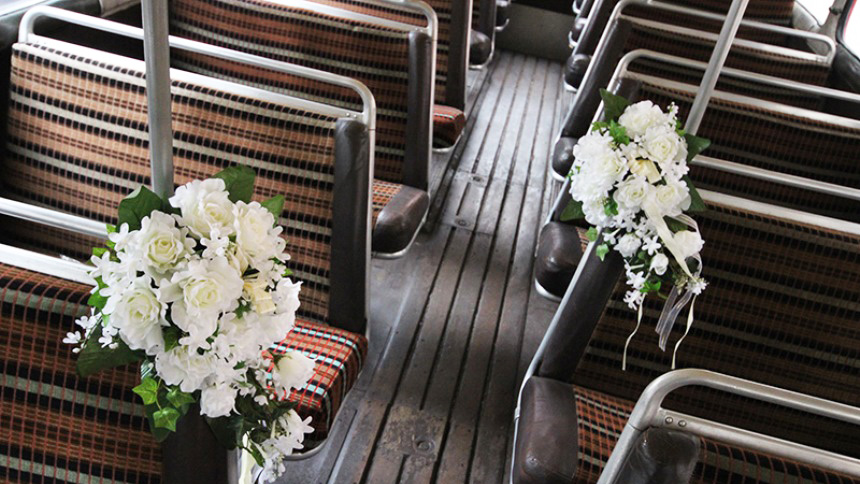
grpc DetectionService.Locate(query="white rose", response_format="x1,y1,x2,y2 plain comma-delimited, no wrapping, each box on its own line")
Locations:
272,352,316,394
643,126,681,165
615,233,642,258
233,201,285,267
650,181,690,217
613,177,650,210
103,276,166,355
155,346,215,393
160,257,244,344
618,101,667,138
132,211,195,275
200,383,237,418
169,178,235,239
650,253,669,275
673,230,704,260
583,198,611,227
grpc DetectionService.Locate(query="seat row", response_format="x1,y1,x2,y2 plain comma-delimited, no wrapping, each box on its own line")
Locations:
0,0,498,481
515,0,860,482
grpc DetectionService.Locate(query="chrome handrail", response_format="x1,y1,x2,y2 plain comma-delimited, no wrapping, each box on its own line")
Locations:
0,197,108,238
598,369,860,483
0,243,93,284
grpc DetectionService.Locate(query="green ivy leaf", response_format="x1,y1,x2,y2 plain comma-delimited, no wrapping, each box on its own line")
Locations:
608,120,630,145
665,217,688,233
603,198,618,217
144,402,173,442
92,247,108,258
76,324,145,377
641,278,662,294
153,407,181,432
163,326,181,352
260,195,285,220
599,88,631,121
87,289,108,311
684,133,711,163
585,227,599,242
166,387,196,409
560,200,585,222
214,166,256,203
683,176,706,213
117,186,164,231
596,243,609,261
245,442,265,467
591,121,610,132
206,414,244,450
133,377,160,405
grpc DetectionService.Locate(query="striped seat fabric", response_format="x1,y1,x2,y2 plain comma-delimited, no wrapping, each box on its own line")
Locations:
169,0,431,254
662,0,795,25
433,104,467,147
270,319,368,442
571,386,860,483
614,15,831,87
571,198,860,469
624,76,860,221
2,38,370,446
0,263,161,483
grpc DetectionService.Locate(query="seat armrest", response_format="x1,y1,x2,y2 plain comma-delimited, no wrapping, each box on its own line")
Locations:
513,376,579,484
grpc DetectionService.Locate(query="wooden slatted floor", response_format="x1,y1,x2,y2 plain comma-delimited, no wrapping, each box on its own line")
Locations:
282,50,572,484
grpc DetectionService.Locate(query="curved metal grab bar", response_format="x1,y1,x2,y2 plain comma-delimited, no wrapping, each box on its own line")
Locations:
0,242,93,284
598,369,860,483
0,197,108,239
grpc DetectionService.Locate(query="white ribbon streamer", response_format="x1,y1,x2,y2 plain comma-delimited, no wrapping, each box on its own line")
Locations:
622,303,644,371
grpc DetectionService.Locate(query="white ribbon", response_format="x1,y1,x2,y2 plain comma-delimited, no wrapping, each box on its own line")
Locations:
620,187,703,370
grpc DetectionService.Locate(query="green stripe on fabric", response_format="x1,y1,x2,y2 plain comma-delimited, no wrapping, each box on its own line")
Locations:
1,288,86,317
1,374,142,416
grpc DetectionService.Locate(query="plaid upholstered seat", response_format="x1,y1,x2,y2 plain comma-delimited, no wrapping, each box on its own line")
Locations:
168,0,433,256
423,0,471,110
520,195,860,483
433,104,467,148
2,38,371,448
0,263,162,483
270,319,368,442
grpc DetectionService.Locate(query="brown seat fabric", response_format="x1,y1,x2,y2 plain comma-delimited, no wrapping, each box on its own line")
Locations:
570,199,860,459
0,263,161,483
432,104,466,148
522,384,860,483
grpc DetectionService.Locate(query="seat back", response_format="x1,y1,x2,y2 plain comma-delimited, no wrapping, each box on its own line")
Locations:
661,0,795,25
0,263,162,483
568,193,860,458
472,0,496,39
2,38,371,332
628,74,860,220
306,0,432,26
423,0,471,109
615,15,832,86
168,0,433,191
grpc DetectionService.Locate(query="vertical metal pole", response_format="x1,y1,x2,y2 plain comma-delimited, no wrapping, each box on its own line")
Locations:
141,0,175,198
684,0,751,135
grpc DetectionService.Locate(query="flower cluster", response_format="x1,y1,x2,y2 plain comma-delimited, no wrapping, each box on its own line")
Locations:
64,167,314,481
563,90,709,316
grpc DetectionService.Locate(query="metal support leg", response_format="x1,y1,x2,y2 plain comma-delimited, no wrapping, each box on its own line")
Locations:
141,0,174,199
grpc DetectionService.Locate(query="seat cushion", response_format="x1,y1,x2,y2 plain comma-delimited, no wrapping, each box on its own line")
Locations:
470,29,493,66
552,136,579,181
270,319,368,443
550,385,860,483
534,222,588,299
371,180,430,256
433,105,467,148
0,263,162,483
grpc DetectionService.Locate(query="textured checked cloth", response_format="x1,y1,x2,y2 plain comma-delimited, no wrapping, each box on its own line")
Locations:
633,79,860,222
269,319,367,442
660,0,795,25
572,200,860,461
3,38,350,323
571,386,860,483
0,263,162,484
432,104,466,147
169,0,414,186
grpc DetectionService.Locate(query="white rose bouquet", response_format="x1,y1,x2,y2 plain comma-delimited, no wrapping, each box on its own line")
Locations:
64,166,316,481
562,89,710,368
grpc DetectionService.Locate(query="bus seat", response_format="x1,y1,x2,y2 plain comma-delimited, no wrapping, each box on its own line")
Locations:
168,0,433,257
518,193,860,483
1,38,371,441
